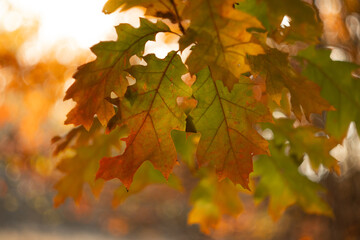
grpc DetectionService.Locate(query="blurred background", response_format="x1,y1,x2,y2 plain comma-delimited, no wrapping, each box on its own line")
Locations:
0,0,360,239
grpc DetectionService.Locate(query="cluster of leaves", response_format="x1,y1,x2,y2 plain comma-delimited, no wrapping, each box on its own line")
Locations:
53,0,360,233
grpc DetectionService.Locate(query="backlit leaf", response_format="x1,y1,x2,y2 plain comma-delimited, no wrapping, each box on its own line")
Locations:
263,119,339,173
190,68,271,188
180,0,264,89
54,121,126,207
297,46,360,140
96,51,192,189
64,18,171,130
112,161,182,207
235,0,322,43
253,143,333,220
248,48,333,119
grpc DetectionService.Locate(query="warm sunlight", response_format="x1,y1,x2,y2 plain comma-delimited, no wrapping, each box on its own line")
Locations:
0,0,145,65
1,1,360,239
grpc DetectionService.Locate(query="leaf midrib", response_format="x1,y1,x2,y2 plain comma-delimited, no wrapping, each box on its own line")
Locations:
207,68,241,178
125,51,180,152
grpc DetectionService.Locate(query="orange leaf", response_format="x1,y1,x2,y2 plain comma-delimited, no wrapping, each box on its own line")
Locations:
64,19,171,130
180,0,264,89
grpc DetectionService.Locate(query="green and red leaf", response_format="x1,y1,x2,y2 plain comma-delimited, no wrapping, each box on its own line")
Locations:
96,51,191,189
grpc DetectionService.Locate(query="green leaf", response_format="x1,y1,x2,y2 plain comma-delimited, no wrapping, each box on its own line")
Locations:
253,143,333,220
297,46,360,140
171,130,200,170
263,119,339,172
235,0,270,30
190,68,271,188
236,0,322,43
64,18,171,130
96,51,192,189
54,121,127,207
112,161,183,207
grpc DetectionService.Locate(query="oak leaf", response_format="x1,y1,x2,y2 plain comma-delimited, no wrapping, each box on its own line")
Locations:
297,46,360,140
253,141,333,220
263,119,339,173
236,0,322,43
248,48,333,119
64,18,171,130
112,161,182,207
190,68,271,188
96,51,192,189
180,0,264,89
54,121,126,207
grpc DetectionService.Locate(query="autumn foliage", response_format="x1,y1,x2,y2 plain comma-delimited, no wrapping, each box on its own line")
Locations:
49,0,360,234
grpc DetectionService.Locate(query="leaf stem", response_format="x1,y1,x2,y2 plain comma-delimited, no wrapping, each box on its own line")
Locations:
169,0,185,34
